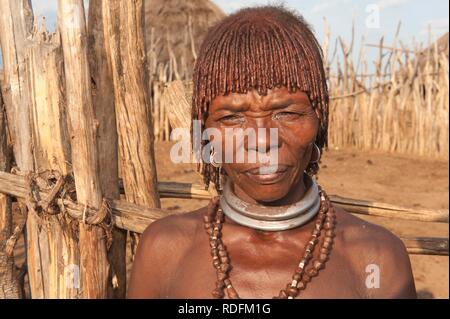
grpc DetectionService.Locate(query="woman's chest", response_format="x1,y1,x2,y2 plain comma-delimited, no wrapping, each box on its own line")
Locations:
163,239,367,299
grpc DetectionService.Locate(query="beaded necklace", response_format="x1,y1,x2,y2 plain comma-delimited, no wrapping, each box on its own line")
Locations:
203,189,336,299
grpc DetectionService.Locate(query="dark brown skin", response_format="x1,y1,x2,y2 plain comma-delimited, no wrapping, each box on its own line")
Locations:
128,88,417,299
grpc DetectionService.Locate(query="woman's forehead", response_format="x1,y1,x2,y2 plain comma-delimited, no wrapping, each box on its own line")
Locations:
209,87,310,111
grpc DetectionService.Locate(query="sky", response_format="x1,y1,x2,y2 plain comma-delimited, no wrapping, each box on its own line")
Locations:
0,0,449,68
212,0,449,55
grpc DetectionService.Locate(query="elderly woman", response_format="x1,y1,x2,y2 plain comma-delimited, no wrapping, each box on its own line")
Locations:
128,5,416,299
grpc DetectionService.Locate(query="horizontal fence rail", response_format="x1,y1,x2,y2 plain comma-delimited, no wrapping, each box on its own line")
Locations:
1,171,448,256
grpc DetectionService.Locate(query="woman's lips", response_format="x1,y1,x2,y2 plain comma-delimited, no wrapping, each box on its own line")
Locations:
243,165,289,184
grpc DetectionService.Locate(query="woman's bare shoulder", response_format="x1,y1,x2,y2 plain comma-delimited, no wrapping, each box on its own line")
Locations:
333,206,406,251
139,206,208,253
128,206,209,298
333,206,416,298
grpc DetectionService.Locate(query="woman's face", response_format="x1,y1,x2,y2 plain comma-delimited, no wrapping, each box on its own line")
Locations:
205,87,319,203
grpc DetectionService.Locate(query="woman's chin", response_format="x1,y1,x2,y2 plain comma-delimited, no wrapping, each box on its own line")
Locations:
244,186,291,204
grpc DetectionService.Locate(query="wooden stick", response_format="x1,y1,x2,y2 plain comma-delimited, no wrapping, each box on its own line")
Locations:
0,84,21,298
87,1,126,299
58,0,109,299
0,0,45,299
102,0,160,209
27,29,82,298
402,237,449,256
162,81,192,131
102,0,161,264
0,171,447,256
2,171,448,223
156,181,449,223
365,43,415,53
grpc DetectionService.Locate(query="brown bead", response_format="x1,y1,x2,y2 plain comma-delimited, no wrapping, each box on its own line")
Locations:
212,288,224,298
220,263,231,272
204,216,212,223
213,260,220,268
292,273,302,281
326,230,335,237
287,285,299,297
320,247,329,255
206,228,213,235
304,252,312,261
308,268,318,277
224,278,231,286
313,260,323,270
296,266,305,274
216,280,225,289
323,241,332,249
227,286,239,299
302,273,311,282
326,215,335,222
297,281,306,290
319,253,328,262
278,289,288,299
220,256,229,263
216,214,224,223
324,222,333,230
324,237,333,244
218,249,227,257
217,272,227,281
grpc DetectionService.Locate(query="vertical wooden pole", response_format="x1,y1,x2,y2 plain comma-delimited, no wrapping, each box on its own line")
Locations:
103,0,161,208
0,0,46,299
27,30,80,298
57,0,109,299
87,2,127,299
102,0,160,276
0,87,21,298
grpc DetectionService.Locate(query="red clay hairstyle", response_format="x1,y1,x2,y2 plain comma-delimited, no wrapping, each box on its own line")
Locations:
192,5,329,190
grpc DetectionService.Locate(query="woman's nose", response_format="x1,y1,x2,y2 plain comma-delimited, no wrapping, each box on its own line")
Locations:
244,118,280,153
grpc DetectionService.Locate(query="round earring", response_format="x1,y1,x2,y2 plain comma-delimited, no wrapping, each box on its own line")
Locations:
310,144,321,164
210,146,221,168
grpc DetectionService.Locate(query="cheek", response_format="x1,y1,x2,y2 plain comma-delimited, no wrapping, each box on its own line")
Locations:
280,118,319,150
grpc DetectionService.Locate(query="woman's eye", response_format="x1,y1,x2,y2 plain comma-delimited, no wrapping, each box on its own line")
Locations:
219,114,244,124
273,112,302,120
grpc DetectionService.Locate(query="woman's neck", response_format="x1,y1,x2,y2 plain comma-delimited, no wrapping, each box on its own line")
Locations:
232,174,307,206
219,174,321,232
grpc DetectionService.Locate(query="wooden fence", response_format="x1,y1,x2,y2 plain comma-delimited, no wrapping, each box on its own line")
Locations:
0,0,448,299
148,21,449,158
